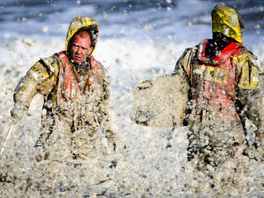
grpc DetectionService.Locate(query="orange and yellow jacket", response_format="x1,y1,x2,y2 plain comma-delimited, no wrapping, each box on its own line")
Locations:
12,16,110,131
175,39,263,136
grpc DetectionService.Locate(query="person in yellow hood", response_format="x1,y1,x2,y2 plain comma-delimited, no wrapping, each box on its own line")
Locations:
11,16,115,160
174,3,263,169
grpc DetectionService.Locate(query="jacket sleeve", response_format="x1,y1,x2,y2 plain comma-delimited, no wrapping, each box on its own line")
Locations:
174,48,196,79
11,55,59,120
235,50,264,146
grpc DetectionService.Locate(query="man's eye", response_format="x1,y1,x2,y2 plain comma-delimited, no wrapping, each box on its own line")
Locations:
72,44,88,51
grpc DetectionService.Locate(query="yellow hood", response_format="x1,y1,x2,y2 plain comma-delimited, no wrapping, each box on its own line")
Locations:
211,3,244,43
65,16,99,55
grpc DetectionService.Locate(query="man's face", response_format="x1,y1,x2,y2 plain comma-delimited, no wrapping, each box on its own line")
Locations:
70,32,92,64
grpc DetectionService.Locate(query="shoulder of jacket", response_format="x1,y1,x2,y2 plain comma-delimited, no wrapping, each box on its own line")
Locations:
185,46,197,54
183,46,199,61
54,51,67,62
235,46,261,75
42,54,60,63
91,57,107,72
38,54,60,76
237,46,257,60
178,47,197,63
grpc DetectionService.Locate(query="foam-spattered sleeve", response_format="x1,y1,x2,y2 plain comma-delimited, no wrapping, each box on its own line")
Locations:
174,48,195,79
12,56,58,120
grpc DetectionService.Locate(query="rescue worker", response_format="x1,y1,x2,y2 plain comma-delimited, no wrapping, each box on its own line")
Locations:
174,4,263,170
11,16,115,160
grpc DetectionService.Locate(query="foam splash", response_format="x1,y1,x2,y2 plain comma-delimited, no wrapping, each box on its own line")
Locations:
0,38,264,197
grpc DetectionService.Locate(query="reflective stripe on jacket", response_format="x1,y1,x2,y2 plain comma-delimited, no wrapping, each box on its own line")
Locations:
193,41,241,120
175,39,261,122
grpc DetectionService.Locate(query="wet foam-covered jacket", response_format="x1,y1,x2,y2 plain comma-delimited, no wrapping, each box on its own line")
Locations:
175,39,263,134
12,17,111,132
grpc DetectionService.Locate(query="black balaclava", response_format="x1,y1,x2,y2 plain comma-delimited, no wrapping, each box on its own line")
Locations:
205,32,238,60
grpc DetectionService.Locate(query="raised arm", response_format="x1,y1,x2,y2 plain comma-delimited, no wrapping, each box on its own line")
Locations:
11,55,59,121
